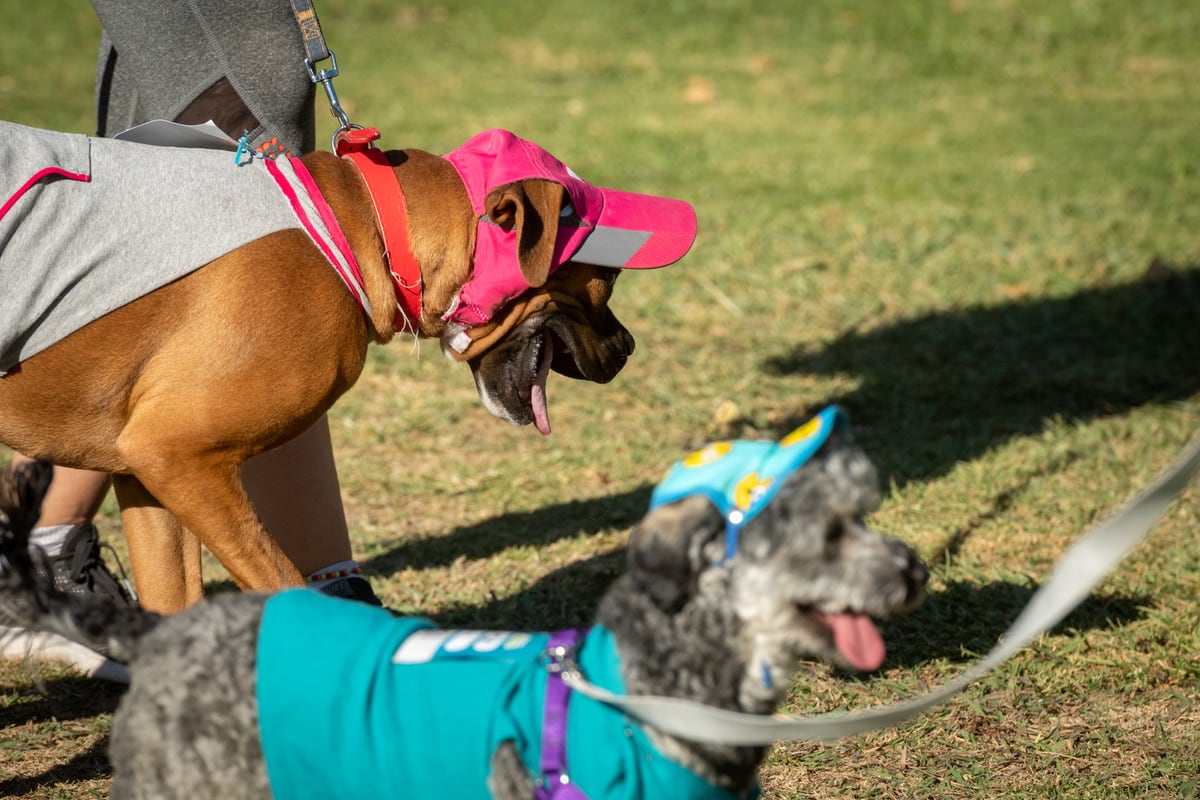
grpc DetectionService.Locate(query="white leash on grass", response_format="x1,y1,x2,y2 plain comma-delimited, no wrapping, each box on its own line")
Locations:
564,429,1200,745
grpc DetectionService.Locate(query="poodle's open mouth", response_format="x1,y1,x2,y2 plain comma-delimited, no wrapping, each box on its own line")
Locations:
806,607,886,672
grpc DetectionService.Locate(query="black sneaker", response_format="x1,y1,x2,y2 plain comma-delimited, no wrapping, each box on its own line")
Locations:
47,522,137,606
318,574,383,606
0,523,134,682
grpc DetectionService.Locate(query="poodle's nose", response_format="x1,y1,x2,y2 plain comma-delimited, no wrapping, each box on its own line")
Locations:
909,551,930,587
893,541,929,605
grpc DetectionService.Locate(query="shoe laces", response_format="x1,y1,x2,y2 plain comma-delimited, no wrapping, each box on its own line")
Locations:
54,525,137,604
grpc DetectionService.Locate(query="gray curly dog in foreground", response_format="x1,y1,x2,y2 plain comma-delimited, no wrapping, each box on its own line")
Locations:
1,416,926,800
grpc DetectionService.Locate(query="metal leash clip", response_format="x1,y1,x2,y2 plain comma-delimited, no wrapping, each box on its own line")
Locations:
288,0,363,150
543,637,583,681
304,49,357,149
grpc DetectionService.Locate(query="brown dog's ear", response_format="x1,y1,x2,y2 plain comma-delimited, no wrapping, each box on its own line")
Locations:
627,495,725,612
483,179,566,288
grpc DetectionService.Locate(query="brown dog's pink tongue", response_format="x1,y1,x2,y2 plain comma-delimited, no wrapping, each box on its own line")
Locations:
530,337,554,436
819,611,886,671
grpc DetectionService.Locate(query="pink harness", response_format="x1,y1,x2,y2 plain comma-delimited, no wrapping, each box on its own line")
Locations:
264,156,371,319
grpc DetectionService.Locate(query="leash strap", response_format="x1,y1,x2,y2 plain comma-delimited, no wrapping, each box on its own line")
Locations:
287,0,353,136
563,428,1200,745
286,0,330,65
537,629,590,800
285,5,418,327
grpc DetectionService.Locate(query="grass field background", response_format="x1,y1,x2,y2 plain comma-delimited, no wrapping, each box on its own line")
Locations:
3,1,1199,797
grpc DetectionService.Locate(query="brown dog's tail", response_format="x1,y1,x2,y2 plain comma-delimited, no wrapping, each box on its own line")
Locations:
1,460,160,664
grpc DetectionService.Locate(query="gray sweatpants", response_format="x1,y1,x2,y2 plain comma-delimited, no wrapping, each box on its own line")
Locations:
91,0,317,154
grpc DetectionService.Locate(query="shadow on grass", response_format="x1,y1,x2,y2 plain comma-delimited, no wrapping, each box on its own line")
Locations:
0,675,120,791
406,542,1150,674
882,581,1150,669
0,673,123,726
423,547,626,631
349,266,1192,669
763,261,1200,486
362,485,652,576
199,489,651,598
0,735,112,797
359,489,644,630
195,488,650,598
358,403,1157,663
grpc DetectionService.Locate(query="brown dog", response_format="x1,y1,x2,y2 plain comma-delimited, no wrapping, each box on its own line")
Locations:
0,123,695,613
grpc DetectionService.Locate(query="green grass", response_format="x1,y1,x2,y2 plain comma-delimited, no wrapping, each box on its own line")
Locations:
3,1,1200,797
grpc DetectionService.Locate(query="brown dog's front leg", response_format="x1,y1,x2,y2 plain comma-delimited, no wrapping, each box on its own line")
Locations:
112,475,204,613
114,453,304,613
135,458,304,604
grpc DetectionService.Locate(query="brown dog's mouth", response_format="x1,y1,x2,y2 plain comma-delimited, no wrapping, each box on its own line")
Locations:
465,308,635,436
520,332,555,436
542,312,633,383
805,607,887,672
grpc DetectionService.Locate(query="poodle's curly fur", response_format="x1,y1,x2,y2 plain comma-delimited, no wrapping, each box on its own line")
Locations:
1,435,926,799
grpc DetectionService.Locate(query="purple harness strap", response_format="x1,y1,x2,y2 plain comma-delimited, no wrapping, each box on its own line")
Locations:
537,629,590,800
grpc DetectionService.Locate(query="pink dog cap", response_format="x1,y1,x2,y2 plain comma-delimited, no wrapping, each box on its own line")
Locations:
442,129,697,326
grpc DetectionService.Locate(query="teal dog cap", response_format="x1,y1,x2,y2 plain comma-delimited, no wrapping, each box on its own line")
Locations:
649,406,849,562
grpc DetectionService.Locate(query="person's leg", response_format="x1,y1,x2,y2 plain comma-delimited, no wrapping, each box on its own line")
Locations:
7,456,110,527
4,457,127,601
242,419,378,602
241,417,353,576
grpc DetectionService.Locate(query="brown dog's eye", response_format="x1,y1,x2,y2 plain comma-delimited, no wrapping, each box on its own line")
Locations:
559,199,585,227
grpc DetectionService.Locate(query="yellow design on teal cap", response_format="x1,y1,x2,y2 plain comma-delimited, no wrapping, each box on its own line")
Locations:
650,406,849,562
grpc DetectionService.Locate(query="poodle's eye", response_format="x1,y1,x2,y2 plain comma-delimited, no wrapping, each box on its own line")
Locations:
823,518,846,558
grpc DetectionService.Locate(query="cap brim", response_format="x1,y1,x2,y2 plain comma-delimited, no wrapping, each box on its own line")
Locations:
567,188,697,269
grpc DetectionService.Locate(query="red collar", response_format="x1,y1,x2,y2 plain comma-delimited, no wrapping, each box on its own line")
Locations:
336,128,422,333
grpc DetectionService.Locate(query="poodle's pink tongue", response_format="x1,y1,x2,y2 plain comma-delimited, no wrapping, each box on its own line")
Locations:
530,337,554,436
820,611,885,672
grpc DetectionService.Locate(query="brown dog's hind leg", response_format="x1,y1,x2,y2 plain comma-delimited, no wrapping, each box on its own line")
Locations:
113,475,204,612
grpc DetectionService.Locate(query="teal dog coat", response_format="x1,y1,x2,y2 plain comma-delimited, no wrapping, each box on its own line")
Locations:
255,590,747,799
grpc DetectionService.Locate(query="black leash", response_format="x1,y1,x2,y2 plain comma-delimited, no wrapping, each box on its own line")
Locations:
286,0,357,145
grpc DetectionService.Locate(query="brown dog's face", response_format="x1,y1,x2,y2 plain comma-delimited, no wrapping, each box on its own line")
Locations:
462,264,635,435
436,176,644,435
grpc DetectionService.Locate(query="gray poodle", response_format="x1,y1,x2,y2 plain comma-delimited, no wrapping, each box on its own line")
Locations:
1,408,926,799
